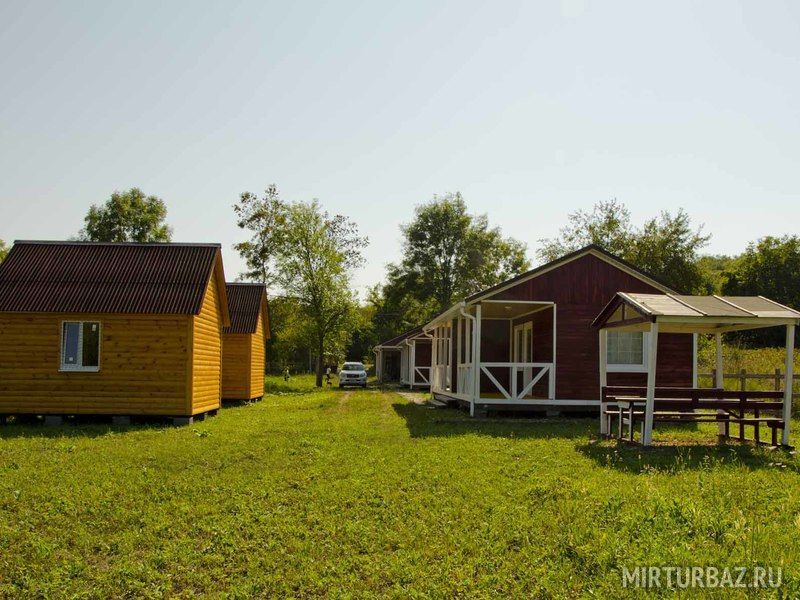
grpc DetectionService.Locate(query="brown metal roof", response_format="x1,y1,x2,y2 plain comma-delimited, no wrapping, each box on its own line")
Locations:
376,325,431,348
0,241,223,315
223,283,268,335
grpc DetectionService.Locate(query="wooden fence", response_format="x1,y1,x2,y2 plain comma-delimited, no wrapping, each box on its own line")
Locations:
698,368,800,399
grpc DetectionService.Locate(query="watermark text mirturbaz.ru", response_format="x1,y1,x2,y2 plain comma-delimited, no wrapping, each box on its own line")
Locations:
622,566,782,589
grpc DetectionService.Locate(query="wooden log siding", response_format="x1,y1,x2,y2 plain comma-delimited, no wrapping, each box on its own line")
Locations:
191,273,223,414
221,296,267,400
487,252,693,401
0,314,190,415
221,334,251,399
249,309,266,398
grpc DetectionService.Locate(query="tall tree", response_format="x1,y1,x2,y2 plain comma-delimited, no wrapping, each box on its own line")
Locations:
697,254,737,294
538,200,710,293
722,235,800,346
0,239,8,263
79,188,172,242
538,199,633,262
233,184,287,286
276,200,368,386
383,193,530,322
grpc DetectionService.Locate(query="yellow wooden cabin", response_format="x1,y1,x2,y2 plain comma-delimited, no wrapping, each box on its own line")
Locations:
221,283,270,401
0,241,231,425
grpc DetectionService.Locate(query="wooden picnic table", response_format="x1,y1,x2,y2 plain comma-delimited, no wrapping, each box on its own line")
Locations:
601,387,786,446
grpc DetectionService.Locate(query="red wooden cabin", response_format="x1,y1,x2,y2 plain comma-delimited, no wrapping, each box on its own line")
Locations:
374,326,432,389
423,245,695,415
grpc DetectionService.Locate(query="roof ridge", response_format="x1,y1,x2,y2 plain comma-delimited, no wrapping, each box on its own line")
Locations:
666,293,708,316
226,282,266,286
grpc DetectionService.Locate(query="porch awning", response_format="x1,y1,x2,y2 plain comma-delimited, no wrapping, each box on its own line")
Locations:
592,293,800,334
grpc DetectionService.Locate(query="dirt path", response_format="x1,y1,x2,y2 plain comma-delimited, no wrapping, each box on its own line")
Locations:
396,391,429,405
337,390,352,409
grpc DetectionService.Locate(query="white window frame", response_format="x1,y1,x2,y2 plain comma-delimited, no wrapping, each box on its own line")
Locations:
606,330,649,373
60,321,102,372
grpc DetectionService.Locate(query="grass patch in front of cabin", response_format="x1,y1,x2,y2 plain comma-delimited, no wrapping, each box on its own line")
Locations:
0,379,799,597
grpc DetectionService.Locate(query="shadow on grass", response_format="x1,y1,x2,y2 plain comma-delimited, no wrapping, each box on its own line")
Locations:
392,402,592,440
577,438,797,474
0,414,179,439
394,402,796,472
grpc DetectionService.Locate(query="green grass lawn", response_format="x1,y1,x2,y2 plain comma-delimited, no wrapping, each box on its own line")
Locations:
1,375,799,597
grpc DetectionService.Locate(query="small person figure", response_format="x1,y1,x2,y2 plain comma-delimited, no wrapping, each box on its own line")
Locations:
325,366,332,386
283,367,290,382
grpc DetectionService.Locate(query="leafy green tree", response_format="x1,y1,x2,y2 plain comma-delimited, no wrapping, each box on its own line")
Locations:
625,210,711,293
79,188,172,242
264,296,312,373
723,236,800,346
538,199,633,262
380,193,530,327
697,254,737,294
233,184,287,286
276,200,367,387
0,239,8,263
538,199,710,293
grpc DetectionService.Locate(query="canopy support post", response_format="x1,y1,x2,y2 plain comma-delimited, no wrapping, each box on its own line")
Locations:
783,324,795,446
642,321,659,446
715,333,725,437
472,304,482,417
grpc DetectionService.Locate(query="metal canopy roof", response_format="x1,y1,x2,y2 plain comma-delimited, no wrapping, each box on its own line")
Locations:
593,293,800,334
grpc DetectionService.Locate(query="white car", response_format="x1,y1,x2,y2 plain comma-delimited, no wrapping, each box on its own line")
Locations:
338,362,367,388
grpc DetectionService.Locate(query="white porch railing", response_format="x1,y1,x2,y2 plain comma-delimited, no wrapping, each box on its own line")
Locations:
413,366,430,386
431,364,446,390
479,362,554,401
457,363,473,395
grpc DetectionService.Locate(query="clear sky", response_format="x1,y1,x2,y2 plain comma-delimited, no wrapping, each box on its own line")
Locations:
1,1,799,297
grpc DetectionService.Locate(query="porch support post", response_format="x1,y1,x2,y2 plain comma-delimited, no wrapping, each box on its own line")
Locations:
376,349,382,383
429,331,436,391
410,340,416,390
599,328,608,435
715,332,725,436
448,321,454,391
782,324,795,446
692,333,698,388
472,303,482,417
550,303,557,400
642,321,659,446
456,314,462,394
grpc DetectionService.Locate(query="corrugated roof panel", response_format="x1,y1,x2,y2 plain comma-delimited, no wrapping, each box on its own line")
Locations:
223,283,266,334
0,241,219,315
721,296,800,319
625,293,700,316
675,295,752,317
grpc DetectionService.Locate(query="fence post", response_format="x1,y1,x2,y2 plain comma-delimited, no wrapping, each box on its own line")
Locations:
774,368,782,392
739,368,746,392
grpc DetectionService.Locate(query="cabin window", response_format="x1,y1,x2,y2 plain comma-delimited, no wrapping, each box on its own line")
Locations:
60,321,101,371
606,331,647,372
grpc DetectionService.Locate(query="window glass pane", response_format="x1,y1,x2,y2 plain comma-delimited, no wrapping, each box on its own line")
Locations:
62,322,80,365
607,331,644,365
82,322,100,367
